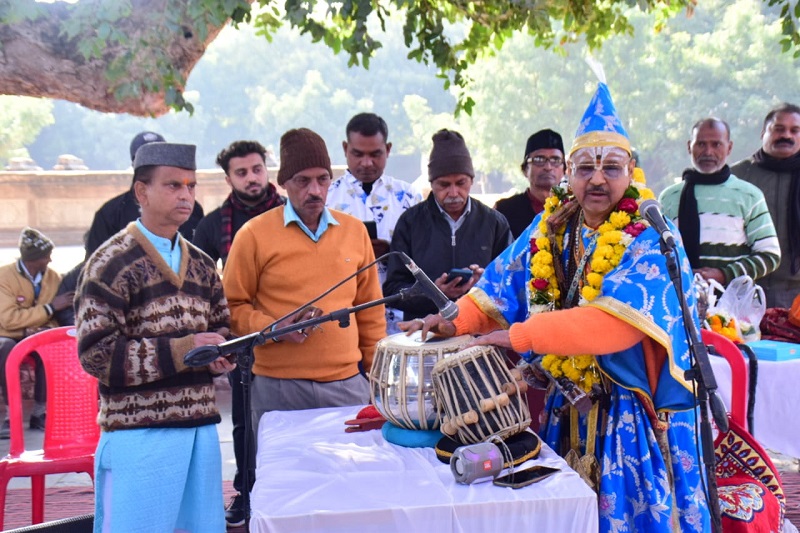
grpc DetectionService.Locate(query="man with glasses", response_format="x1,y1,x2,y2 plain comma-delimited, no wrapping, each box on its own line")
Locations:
223,128,385,421
403,83,710,532
660,118,780,286
495,129,565,238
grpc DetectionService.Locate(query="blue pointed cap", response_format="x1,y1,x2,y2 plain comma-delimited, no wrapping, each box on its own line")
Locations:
569,83,631,157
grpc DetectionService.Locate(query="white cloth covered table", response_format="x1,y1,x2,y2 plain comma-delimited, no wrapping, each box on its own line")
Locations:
710,355,800,458
251,406,598,533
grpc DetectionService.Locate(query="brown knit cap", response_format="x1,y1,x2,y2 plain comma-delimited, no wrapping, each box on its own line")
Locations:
428,129,474,181
19,227,54,262
277,128,332,185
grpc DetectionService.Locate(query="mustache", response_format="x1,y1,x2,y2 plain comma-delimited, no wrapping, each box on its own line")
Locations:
305,195,324,203
585,185,608,195
443,197,465,205
776,138,795,146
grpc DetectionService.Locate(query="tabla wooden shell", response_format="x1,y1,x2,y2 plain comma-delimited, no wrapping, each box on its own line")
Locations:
431,345,531,444
369,331,473,430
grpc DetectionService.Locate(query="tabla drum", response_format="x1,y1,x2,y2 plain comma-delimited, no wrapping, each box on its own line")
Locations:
432,345,531,444
370,331,473,430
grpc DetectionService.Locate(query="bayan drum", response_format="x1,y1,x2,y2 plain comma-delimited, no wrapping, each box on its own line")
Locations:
370,331,473,430
432,345,531,444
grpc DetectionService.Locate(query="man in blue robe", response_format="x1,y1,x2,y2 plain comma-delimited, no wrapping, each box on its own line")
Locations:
405,83,711,532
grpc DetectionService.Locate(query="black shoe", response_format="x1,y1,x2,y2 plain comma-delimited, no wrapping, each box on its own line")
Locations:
29,413,45,430
225,493,245,527
0,419,8,439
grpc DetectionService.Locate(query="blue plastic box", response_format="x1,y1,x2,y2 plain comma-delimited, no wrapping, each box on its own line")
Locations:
746,340,800,361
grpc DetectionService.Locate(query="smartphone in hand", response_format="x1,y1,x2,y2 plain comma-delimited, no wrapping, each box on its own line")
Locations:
445,268,473,286
363,220,378,239
492,465,560,489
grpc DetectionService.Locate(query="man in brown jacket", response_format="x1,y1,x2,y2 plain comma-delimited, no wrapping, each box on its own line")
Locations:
0,227,73,438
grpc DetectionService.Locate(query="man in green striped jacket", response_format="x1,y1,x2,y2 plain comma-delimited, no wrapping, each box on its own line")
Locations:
660,117,781,286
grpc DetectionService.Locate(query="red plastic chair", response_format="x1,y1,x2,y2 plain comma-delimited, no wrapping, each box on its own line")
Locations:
0,326,99,528
701,329,748,430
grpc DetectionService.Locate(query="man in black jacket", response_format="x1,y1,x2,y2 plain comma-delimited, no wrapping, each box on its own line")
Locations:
384,129,511,321
494,129,564,238
192,140,284,528
84,131,204,258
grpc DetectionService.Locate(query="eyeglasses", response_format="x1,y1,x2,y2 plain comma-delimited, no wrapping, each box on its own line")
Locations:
571,162,629,181
527,155,564,168
289,175,332,189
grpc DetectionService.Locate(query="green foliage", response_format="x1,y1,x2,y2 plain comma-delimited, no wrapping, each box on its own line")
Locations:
454,0,800,194
0,96,54,166
27,20,456,172
21,0,800,198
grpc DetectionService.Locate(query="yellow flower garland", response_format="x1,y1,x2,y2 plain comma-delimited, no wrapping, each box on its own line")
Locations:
531,168,655,393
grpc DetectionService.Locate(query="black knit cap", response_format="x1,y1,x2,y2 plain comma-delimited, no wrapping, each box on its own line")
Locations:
428,129,474,181
277,128,332,186
523,129,564,165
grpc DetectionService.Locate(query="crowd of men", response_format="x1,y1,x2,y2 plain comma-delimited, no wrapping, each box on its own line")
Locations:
1,99,798,531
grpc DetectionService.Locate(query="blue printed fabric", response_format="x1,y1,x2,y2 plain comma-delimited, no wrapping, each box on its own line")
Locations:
469,214,711,532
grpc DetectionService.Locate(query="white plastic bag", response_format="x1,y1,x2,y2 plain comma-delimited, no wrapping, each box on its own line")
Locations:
713,275,766,342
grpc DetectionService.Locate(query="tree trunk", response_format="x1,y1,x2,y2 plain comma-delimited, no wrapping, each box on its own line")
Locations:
0,0,234,117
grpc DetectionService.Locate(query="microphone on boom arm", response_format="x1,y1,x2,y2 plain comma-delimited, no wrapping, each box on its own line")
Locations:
398,252,459,321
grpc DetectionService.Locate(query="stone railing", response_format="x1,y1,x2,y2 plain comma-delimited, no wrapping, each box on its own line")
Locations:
0,166,346,247
0,167,510,248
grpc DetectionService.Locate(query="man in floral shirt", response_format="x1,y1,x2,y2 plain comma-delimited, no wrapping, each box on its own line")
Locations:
327,113,422,333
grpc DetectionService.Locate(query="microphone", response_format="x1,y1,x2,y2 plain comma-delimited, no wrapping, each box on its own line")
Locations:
184,344,222,367
399,252,459,320
639,199,677,249
184,332,264,367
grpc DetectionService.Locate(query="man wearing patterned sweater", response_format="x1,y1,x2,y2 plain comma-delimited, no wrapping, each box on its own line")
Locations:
660,117,780,286
76,142,235,532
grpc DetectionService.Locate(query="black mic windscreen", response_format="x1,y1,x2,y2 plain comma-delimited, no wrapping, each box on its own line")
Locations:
184,345,221,367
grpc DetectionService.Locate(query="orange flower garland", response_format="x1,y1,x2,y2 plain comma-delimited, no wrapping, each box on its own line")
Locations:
532,168,655,392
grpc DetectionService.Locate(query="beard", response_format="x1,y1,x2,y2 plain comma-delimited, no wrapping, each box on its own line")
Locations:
234,186,268,204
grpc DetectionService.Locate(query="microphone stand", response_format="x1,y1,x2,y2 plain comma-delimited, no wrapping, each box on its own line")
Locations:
658,237,725,533
199,290,410,531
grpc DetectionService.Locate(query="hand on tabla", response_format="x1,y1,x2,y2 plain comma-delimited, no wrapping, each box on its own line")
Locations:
398,313,456,341
466,329,512,350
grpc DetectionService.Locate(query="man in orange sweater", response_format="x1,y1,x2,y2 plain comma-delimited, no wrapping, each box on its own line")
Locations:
223,128,386,426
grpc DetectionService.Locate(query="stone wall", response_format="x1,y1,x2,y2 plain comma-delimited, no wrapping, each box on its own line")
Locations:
0,167,508,248
0,166,344,247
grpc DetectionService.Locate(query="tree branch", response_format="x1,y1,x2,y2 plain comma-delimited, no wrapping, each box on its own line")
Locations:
0,0,237,117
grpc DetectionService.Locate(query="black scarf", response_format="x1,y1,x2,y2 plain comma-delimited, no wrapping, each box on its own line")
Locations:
678,165,731,267
753,149,800,274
